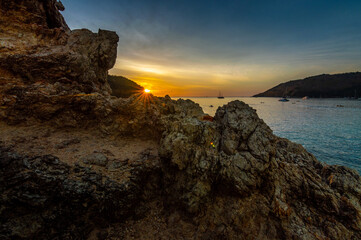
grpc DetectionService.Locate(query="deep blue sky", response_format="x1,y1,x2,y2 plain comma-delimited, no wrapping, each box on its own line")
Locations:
62,0,361,96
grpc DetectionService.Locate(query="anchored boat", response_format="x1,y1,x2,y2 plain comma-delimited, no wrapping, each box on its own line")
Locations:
217,91,224,99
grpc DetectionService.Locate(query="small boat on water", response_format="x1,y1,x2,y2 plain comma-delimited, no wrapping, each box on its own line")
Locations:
217,91,224,99
209,105,214,107
279,97,289,102
302,96,309,100
279,87,289,102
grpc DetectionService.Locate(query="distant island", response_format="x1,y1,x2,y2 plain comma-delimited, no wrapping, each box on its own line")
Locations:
108,75,144,98
254,72,361,98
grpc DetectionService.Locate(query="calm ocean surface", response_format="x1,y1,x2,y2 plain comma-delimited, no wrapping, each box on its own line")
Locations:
176,97,361,173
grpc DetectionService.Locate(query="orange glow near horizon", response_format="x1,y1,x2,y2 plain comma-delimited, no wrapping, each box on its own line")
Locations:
138,67,165,75
109,58,284,97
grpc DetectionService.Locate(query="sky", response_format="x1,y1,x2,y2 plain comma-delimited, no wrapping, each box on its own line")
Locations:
61,0,361,97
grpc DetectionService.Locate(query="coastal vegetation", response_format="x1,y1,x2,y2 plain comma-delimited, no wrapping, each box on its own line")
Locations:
254,72,361,98
108,75,144,98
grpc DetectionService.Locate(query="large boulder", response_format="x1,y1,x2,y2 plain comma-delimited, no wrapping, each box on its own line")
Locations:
0,0,119,97
0,0,119,124
158,100,361,239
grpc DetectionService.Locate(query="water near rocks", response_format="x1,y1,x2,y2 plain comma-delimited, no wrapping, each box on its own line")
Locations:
182,97,361,173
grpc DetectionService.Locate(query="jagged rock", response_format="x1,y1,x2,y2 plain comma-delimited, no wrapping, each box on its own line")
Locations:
55,1,65,11
158,100,361,239
55,138,80,149
2,98,360,239
0,1,360,240
0,146,161,239
0,0,119,108
107,160,127,171
82,152,108,166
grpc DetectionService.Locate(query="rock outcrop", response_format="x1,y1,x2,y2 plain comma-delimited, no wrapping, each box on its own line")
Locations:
0,145,161,239
159,100,361,239
1,1,361,240
0,0,119,99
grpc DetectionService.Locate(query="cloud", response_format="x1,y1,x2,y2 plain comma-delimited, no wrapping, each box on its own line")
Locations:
62,0,361,96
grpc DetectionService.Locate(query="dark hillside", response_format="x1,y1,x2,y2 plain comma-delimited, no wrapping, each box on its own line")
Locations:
254,72,361,98
108,75,143,98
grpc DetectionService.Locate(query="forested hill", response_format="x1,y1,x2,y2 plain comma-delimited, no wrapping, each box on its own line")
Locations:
108,75,144,98
254,72,361,98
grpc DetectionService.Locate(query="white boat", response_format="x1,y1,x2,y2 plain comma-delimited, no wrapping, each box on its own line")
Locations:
279,88,289,102
279,97,289,102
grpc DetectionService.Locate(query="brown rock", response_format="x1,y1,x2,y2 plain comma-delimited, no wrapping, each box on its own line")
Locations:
0,0,119,108
0,1,360,240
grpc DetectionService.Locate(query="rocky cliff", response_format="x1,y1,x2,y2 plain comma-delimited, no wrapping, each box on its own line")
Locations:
0,0,118,97
1,1,361,240
254,72,361,98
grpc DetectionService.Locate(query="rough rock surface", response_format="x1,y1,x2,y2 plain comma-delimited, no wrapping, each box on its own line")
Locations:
1,1,361,240
0,144,161,239
0,0,119,99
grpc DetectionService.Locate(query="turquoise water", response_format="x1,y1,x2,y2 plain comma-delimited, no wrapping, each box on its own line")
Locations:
179,97,361,173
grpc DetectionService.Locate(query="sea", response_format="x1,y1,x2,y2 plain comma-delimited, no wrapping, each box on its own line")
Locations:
175,97,361,173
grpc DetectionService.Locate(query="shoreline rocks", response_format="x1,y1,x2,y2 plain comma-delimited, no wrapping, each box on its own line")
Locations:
0,145,161,239
0,1,360,239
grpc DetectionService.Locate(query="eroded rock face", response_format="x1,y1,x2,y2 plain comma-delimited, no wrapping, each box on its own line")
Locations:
0,145,161,239
2,98,360,239
0,1,361,240
0,0,119,99
159,101,361,239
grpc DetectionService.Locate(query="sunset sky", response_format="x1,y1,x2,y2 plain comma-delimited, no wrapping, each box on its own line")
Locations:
62,0,361,97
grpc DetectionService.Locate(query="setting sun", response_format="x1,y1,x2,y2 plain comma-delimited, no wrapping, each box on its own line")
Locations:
144,89,151,93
